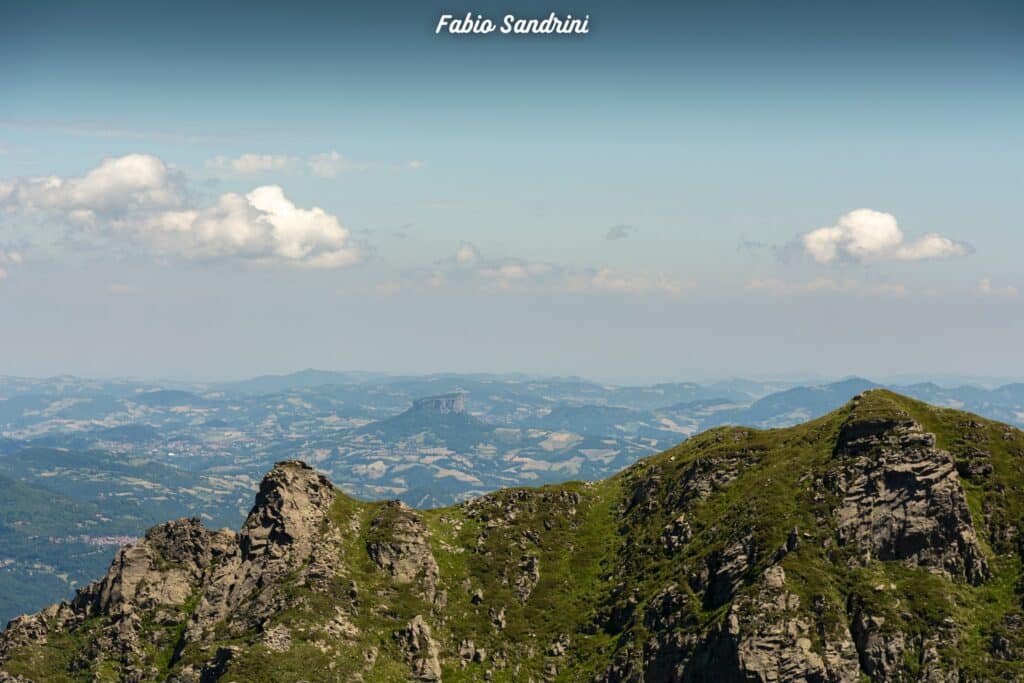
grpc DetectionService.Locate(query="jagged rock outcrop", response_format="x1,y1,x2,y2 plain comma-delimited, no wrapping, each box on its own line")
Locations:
2,391,1021,682
86,518,229,615
849,610,909,680
366,501,441,602
0,461,338,680
724,565,861,683
184,460,337,642
0,517,230,680
511,554,540,602
395,615,442,681
830,409,990,584
660,513,693,555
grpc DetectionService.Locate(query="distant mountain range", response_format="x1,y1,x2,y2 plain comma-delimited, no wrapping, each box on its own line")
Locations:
1,371,1024,624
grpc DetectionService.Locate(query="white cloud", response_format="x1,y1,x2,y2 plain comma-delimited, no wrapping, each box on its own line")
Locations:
0,154,185,218
472,260,557,292
0,155,362,268
802,209,968,263
206,153,297,174
454,244,557,291
479,262,553,282
892,233,968,261
308,150,360,178
406,159,424,170
248,185,356,265
568,268,689,296
978,278,1018,297
439,243,685,296
141,185,360,267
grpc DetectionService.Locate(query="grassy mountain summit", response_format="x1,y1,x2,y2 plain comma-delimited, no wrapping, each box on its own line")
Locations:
2,390,1024,682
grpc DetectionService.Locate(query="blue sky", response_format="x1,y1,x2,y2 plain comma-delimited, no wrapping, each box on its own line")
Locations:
0,0,1022,381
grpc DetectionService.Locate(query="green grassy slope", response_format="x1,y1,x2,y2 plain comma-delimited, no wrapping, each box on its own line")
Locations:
3,390,1024,681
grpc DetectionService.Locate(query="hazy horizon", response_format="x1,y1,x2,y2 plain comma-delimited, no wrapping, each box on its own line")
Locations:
2,367,1022,391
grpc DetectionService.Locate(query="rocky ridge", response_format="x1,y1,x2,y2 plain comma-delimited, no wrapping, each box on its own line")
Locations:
2,390,1024,682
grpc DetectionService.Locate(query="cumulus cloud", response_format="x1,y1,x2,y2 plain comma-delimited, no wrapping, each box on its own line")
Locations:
205,153,298,174
0,154,185,221
892,233,969,261
802,209,968,263
0,154,362,268
136,186,360,267
247,186,359,266
605,225,635,241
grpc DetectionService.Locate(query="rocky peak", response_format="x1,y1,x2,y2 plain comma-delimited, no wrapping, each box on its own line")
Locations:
831,396,990,584
239,460,335,561
180,461,338,644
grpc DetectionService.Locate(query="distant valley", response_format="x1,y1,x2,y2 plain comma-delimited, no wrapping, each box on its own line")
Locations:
1,370,1023,623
